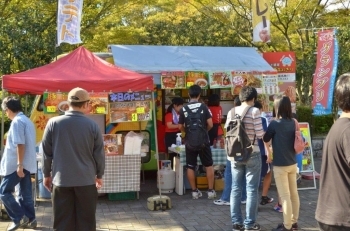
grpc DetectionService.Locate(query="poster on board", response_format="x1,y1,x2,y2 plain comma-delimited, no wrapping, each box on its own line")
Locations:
109,91,152,123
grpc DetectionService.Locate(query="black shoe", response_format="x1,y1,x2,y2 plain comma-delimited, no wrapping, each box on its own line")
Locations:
272,223,292,231
292,223,298,230
232,224,244,231
245,224,261,231
260,196,274,205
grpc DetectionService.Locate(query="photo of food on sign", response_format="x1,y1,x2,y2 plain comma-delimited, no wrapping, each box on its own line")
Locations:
109,101,151,123
185,71,209,89
43,92,68,114
103,134,123,156
230,72,262,95
209,72,231,88
161,71,186,89
88,93,109,114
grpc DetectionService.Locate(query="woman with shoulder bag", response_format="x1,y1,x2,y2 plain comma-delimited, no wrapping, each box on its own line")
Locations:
263,96,300,231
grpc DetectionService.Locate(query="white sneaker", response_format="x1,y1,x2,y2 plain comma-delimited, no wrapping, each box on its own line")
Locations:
213,199,230,205
207,190,217,199
241,200,246,204
192,189,202,199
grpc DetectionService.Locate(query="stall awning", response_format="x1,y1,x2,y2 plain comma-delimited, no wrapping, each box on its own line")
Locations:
109,45,275,73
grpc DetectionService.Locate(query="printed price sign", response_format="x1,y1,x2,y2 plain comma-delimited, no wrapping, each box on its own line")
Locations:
187,82,194,87
96,107,106,114
136,107,145,114
47,106,56,113
132,113,138,121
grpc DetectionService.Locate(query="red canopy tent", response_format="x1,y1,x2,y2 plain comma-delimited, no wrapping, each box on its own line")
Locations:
2,46,153,94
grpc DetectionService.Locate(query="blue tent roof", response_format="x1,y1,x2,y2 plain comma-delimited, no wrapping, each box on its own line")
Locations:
109,45,274,73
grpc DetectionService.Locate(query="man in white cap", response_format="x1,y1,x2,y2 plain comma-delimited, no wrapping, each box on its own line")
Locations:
41,87,105,231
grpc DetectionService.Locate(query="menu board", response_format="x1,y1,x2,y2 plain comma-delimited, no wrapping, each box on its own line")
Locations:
185,71,209,89
209,71,232,88
262,73,279,95
43,92,68,114
161,71,186,89
109,91,152,123
43,92,108,115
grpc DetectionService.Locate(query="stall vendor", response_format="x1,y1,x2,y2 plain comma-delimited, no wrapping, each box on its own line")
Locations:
164,97,184,167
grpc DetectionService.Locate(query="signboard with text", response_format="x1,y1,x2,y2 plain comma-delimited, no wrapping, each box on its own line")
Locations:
108,91,152,123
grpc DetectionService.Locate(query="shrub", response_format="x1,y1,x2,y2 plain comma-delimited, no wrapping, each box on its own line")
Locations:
296,105,333,135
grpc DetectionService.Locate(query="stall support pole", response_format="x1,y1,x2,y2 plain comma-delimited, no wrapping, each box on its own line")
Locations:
139,121,145,184
1,90,6,155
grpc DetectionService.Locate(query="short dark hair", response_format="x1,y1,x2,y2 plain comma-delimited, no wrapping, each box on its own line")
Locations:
233,97,241,107
254,101,262,110
188,85,201,98
275,96,292,119
208,94,220,106
166,97,184,113
239,86,257,102
335,73,350,112
69,101,88,108
1,96,22,113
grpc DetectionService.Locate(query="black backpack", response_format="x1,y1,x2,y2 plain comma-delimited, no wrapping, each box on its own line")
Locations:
225,106,254,162
183,103,209,151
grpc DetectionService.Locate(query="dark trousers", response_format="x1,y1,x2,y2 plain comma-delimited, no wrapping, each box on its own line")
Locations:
318,222,349,231
52,184,97,231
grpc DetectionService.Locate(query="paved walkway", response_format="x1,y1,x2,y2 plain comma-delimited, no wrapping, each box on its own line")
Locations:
0,156,322,231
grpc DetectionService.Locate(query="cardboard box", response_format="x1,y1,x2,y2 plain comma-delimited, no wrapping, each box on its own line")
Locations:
196,176,208,189
214,178,224,191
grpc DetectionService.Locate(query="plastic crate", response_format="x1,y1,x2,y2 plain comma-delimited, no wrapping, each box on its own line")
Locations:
108,191,137,201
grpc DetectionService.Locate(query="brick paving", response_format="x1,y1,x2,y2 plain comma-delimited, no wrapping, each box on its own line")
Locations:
0,156,323,231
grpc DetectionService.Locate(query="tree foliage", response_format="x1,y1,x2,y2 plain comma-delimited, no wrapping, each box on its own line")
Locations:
0,0,349,107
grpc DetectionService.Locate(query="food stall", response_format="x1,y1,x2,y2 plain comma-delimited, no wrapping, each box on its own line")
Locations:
109,45,286,193
1,46,157,197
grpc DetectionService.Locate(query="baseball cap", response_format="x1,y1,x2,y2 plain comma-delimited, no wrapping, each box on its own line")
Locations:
67,87,90,102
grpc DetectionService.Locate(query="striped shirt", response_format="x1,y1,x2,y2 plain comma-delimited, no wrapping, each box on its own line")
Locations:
224,105,264,157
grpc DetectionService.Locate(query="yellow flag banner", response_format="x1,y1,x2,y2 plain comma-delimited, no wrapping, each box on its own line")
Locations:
252,0,271,43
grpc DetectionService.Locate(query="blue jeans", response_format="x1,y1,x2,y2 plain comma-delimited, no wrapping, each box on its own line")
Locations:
221,160,247,202
230,153,261,228
0,170,36,223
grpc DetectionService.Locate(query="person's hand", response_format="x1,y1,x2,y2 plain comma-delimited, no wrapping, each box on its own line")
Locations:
266,156,273,164
96,178,103,189
43,176,53,192
17,166,25,178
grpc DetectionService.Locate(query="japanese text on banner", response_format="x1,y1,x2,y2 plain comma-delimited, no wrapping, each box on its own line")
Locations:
57,0,83,46
312,29,338,115
252,0,271,43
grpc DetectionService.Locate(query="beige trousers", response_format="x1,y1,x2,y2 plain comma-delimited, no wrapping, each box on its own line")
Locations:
273,164,300,229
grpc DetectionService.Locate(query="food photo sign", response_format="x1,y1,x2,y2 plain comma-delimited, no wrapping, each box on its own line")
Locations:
161,71,186,89
43,91,108,115
185,71,209,89
109,91,152,123
208,71,232,88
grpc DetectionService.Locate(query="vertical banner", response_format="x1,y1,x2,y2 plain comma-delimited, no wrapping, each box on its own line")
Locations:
252,0,271,43
57,0,84,46
312,29,339,115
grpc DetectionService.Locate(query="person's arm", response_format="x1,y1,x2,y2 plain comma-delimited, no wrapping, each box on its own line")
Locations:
93,125,105,181
252,108,264,139
204,104,213,131
165,113,179,130
178,108,185,132
206,118,213,131
12,119,26,177
16,144,25,177
41,121,54,192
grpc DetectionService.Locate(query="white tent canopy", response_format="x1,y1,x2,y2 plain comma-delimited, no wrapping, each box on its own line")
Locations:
109,45,275,84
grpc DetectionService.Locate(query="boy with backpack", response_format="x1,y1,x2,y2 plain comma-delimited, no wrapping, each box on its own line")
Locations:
178,85,216,199
224,86,264,231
